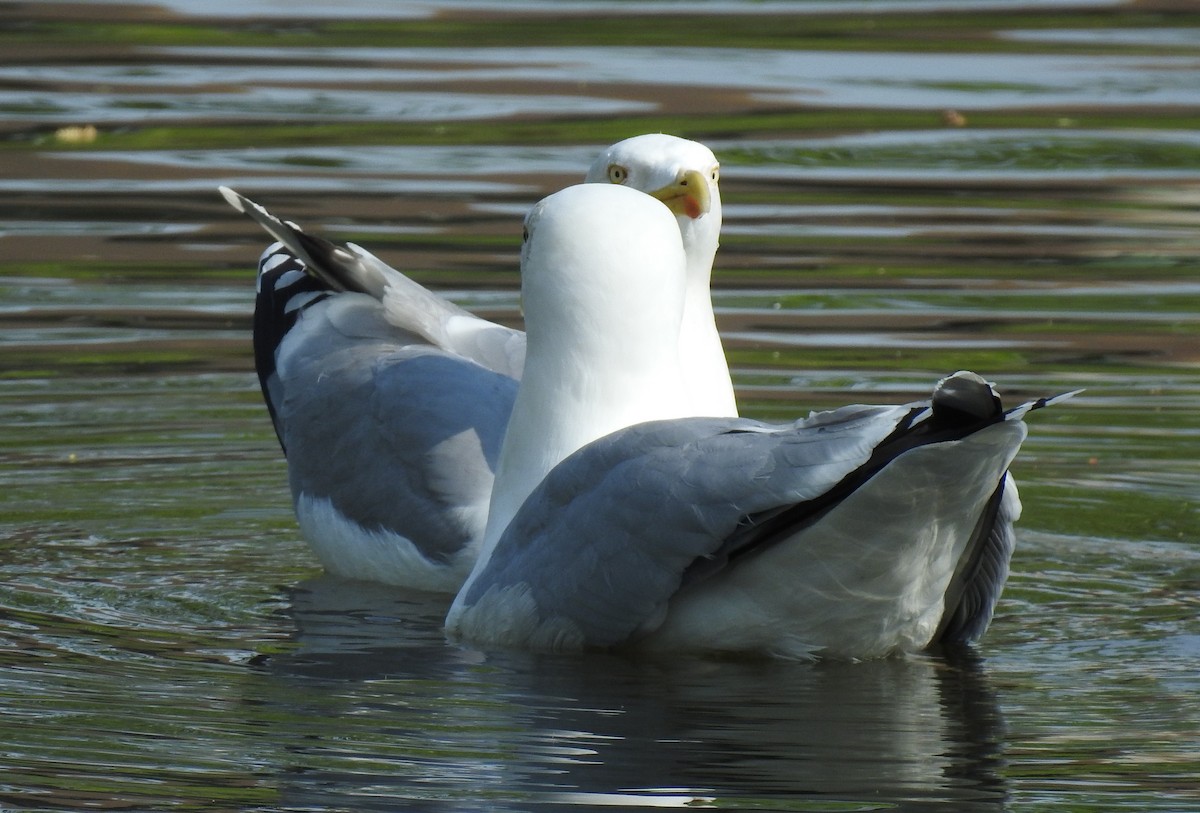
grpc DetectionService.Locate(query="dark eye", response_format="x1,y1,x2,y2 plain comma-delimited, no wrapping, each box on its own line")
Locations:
607,164,627,184
711,165,720,182
522,226,529,242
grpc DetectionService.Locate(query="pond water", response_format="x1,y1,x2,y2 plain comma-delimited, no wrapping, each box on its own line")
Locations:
1,1,1198,810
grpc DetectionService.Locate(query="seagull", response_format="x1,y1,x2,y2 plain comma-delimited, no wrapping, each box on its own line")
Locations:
446,182,1075,660
220,134,731,592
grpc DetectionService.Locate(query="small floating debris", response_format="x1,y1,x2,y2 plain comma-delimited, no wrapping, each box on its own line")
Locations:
941,109,967,127
54,124,98,144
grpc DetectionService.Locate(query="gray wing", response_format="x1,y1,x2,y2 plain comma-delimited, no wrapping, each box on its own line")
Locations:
458,405,916,646
457,374,1069,650
374,253,526,380
279,295,517,562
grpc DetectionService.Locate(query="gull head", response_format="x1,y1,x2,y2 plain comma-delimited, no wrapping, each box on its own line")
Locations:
519,182,687,352
586,134,722,265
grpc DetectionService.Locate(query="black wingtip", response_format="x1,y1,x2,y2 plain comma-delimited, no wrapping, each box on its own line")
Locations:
1004,387,1084,421
221,186,376,297
290,231,371,295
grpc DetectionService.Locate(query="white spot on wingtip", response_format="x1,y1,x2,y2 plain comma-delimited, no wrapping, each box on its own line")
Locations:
217,185,244,212
262,253,292,274
283,290,323,314
274,267,306,291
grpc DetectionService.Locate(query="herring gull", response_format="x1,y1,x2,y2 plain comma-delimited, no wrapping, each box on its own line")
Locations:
220,134,730,591
446,182,1074,660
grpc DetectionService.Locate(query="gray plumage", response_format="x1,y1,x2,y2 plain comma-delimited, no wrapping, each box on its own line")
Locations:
453,376,1075,657
278,295,516,564
226,183,523,589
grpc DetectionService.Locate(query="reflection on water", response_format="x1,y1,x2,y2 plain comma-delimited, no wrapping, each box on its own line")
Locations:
1,0,1198,810
259,577,1009,812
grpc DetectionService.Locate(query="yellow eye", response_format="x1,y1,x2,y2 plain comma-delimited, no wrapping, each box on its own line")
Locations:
710,165,720,183
607,164,627,184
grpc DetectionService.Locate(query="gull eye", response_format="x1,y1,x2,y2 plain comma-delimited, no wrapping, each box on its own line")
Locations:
522,226,530,242
607,164,628,184
710,165,720,183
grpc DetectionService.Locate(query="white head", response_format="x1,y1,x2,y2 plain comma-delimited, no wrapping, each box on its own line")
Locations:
519,182,687,369
585,134,721,276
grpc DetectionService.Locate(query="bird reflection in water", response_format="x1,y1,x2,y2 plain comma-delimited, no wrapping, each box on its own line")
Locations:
247,576,1008,812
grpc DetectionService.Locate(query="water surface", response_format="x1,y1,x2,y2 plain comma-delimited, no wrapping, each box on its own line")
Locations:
1,1,1197,810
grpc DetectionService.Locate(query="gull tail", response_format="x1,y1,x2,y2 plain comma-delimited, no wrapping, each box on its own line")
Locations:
931,373,1081,645
933,370,1082,425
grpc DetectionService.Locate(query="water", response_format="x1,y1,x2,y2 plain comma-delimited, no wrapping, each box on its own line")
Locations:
1,1,1198,810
